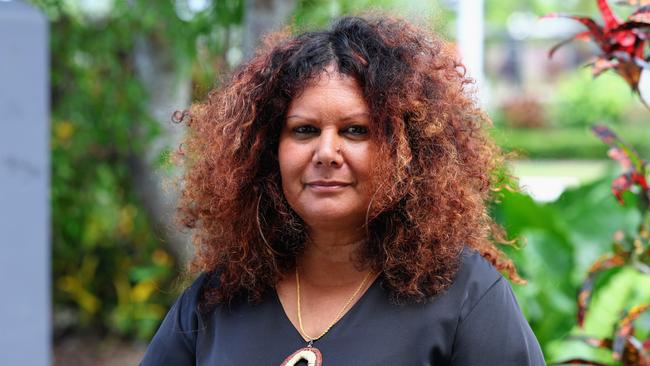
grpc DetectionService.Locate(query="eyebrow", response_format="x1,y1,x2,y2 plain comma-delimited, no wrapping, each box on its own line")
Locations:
286,112,370,121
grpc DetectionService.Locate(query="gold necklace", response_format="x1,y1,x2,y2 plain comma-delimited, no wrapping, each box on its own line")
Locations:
297,267,372,341
280,267,373,366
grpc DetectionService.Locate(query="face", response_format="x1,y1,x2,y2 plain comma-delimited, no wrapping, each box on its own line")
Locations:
278,72,376,231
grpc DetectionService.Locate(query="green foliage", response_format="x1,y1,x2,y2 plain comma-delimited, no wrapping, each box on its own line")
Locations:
550,69,639,128
494,176,641,355
34,0,243,340
530,1,650,361
496,167,650,363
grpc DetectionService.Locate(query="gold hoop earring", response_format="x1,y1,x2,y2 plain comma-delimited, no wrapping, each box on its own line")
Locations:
256,193,281,256
364,181,385,240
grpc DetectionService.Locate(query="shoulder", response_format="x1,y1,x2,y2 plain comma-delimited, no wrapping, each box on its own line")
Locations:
164,272,213,320
175,271,226,324
455,246,502,284
444,248,546,364
156,271,212,337
140,272,216,365
446,247,506,321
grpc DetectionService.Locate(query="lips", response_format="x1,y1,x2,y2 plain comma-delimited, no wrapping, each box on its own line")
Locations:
305,180,351,192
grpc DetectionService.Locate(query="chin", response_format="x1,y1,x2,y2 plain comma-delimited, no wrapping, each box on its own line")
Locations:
299,208,366,229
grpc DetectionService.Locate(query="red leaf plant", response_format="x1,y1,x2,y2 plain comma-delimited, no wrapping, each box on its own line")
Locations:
544,0,650,105
591,125,649,205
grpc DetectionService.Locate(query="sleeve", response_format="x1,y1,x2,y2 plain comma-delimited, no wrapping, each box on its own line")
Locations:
140,274,206,366
449,276,546,366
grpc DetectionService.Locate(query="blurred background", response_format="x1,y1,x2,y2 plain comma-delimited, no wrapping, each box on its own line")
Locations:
2,0,650,364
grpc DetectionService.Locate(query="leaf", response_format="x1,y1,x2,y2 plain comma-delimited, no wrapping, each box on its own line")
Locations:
543,14,608,46
571,335,614,349
492,190,577,346
628,5,650,24
610,172,648,204
556,303,650,365
598,0,623,30
613,58,643,89
592,124,620,145
549,31,594,59
591,125,648,204
612,173,637,204
589,57,620,77
583,267,650,359
608,147,635,171
577,253,628,326
612,20,650,31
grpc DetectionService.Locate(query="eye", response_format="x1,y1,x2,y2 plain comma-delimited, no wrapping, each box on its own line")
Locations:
292,125,319,135
343,125,369,136
291,125,319,140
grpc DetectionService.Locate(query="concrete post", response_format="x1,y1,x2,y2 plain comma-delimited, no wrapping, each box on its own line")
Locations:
0,1,50,365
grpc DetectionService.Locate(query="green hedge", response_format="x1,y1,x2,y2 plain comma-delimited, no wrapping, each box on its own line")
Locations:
491,126,650,159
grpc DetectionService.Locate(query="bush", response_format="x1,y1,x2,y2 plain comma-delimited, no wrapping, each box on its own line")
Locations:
494,175,646,361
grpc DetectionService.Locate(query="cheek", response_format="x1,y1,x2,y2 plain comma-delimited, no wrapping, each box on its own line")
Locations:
347,144,376,181
278,140,303,190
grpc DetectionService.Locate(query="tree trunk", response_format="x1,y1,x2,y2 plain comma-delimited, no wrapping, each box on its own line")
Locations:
243,0,296,59
131,35,193,266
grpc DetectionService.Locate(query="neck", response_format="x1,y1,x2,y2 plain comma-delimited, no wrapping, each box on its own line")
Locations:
297,226,369,287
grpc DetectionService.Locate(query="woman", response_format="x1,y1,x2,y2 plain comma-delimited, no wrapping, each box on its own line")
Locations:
141,15,545,365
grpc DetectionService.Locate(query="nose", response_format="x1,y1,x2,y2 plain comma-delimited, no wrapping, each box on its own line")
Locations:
312,128,343,167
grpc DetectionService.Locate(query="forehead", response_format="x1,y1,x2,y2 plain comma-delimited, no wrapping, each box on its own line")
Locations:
286,71,369,119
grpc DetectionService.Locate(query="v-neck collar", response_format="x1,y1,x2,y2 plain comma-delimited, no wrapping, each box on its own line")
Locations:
273,273,382,345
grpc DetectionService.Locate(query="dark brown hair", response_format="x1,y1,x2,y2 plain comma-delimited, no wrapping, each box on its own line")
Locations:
178,15,521,305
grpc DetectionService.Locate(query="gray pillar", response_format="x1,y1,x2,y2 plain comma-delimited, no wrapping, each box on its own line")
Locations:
0,1,50,365
457,0,486,104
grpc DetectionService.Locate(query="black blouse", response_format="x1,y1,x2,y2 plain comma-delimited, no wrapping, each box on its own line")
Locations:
141,249,545,365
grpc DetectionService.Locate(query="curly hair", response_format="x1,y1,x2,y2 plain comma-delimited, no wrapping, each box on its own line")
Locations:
177,15,522,306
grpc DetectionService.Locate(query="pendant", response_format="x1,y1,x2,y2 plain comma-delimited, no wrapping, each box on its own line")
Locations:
280,346,323,366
